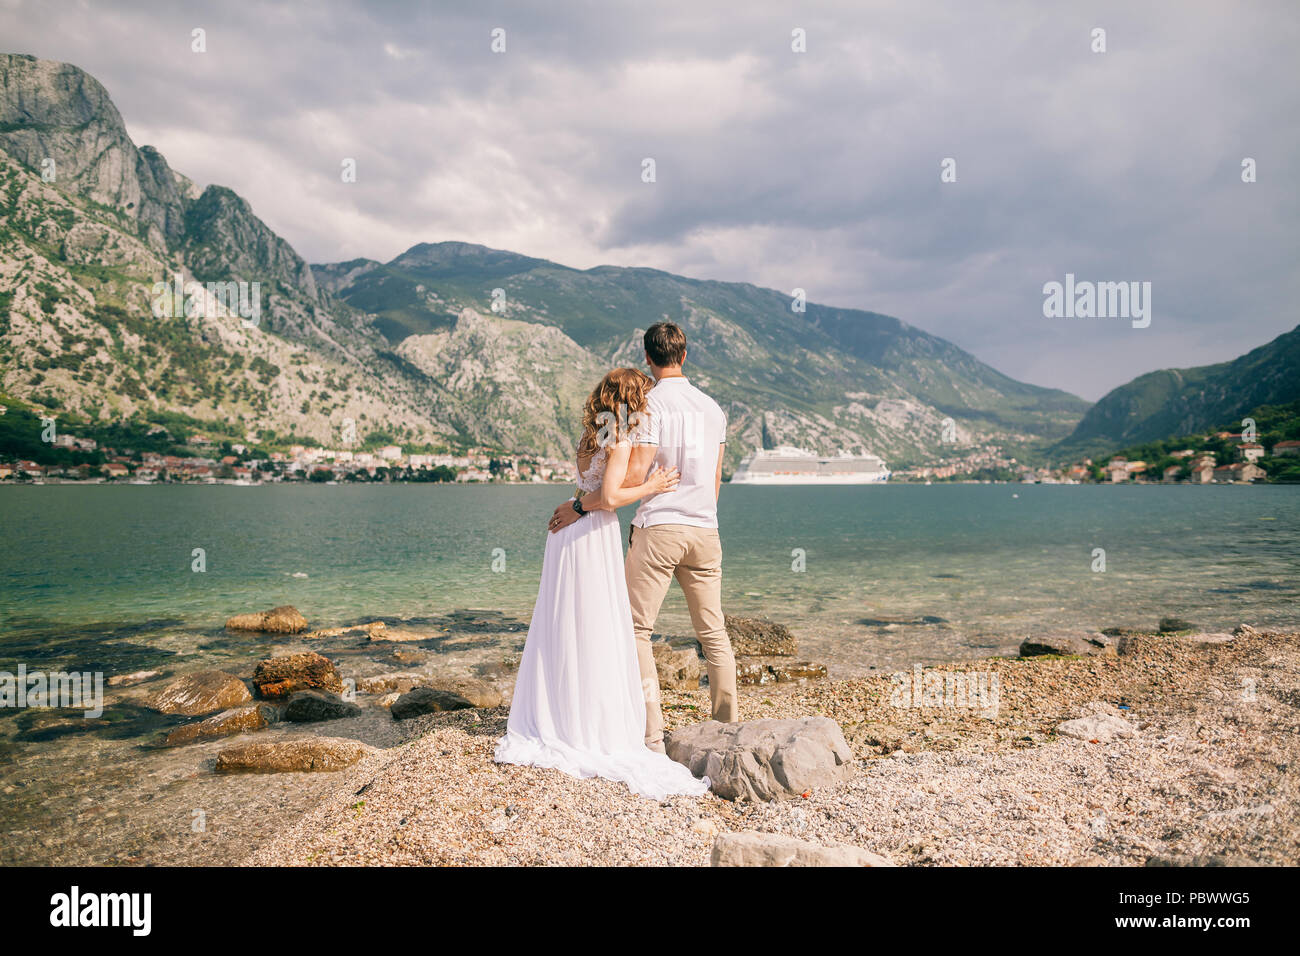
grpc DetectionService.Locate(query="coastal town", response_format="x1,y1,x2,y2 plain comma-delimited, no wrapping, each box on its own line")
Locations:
0,420,579,485
2,394,1296,485
3,429,1296,485
890,432,1298,484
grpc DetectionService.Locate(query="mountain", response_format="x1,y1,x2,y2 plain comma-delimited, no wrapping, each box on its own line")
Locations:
314,243,1090,466
1056,325,1300,458
1,53,1089,466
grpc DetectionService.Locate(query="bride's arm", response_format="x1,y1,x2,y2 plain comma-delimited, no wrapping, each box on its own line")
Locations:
617,443,658,489
581,443,678,512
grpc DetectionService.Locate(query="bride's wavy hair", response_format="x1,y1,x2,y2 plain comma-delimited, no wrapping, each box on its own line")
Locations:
578,367,654,457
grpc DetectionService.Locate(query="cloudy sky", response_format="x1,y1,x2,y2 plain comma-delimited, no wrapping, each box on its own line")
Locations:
3,0,1297,399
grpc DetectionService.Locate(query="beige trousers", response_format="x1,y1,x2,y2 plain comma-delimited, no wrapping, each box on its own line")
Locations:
625,523,738,749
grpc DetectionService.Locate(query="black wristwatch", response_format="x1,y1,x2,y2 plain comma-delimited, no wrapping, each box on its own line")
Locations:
571,497,587,516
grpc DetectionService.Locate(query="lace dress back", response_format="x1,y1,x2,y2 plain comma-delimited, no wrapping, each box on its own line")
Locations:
575,440,627,494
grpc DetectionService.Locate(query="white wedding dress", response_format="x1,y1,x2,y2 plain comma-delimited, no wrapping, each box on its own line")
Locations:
494,444,710,800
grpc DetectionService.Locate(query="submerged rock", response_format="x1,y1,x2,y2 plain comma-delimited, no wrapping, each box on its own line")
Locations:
225,605,308,634
107,670,162,687
1019,631,1117,658
390,686,491,723
711,831,893,867
252,652,344,699
365,675,502,708
366,622,431,642
724,616,798,656
304,621,386,641
214,736,373,773
736,658,827,685
385,647,433,666
666,717,855,801
161,702,279,747
1158,616,1197,634
859,615,948,627
284,690,362,722
357,672,428,695
144,670,251,716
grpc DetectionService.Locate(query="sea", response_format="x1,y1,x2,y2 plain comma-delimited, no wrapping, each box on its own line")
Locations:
1,482,1296,863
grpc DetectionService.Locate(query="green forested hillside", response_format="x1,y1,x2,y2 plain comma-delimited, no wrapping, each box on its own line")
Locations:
1056,325,1300,459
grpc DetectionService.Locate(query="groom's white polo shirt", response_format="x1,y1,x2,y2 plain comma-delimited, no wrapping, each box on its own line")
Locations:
631,376,727,530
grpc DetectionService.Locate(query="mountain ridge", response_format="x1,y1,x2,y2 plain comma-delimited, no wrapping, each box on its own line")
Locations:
2,51,1089,467
312,240,1091,465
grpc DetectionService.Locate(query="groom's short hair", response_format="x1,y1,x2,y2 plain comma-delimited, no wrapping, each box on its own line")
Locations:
644,322,687,367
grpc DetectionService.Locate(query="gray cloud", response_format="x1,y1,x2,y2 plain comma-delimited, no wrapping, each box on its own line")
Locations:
2,0,1296,399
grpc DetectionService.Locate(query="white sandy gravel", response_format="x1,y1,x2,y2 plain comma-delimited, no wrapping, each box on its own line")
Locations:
245,627,1300,866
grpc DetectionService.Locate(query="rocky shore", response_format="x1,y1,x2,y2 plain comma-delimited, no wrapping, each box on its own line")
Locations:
237,621,1299,867
10,602,1293,867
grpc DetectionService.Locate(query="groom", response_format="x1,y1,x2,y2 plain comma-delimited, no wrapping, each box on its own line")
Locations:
550,322,737,752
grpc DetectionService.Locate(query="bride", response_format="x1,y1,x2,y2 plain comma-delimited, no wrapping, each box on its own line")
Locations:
494,368,710,800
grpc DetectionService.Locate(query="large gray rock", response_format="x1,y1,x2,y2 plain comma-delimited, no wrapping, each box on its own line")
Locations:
652,642,701,690
143,670,251,716
724,616,797,656
666,718,855,801
711,831,893,867
283,690,361,722
1019,631,1116,658
214,736,373,773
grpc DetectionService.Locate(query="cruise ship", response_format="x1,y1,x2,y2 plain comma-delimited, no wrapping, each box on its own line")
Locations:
730,446,890,484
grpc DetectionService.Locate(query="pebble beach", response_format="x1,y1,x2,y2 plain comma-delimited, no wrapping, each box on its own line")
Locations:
245,625,1300,867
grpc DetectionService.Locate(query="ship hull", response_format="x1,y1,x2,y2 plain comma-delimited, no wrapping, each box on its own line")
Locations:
730,446,890,485
730,471,890,485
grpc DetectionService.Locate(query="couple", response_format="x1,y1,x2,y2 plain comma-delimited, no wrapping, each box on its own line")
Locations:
494,322,737,800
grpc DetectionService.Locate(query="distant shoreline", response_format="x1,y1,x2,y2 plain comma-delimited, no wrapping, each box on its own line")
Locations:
1,478,1290,488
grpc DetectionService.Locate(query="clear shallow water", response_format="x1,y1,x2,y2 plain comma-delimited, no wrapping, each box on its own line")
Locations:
2,482,1298,676
1,482,1297,864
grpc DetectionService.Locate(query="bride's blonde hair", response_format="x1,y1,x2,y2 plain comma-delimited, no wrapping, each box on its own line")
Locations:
578,367,654,457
